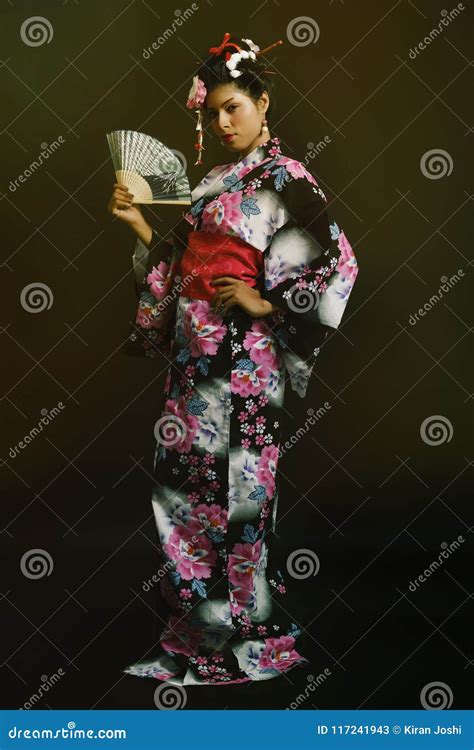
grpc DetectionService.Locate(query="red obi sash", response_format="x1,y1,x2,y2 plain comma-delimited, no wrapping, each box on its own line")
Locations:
179,230,264,302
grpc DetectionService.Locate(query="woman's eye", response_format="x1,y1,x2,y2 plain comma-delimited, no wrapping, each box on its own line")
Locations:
206,105,237,120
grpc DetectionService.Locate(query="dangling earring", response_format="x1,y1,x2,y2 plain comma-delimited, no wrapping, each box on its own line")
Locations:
261,117,269,133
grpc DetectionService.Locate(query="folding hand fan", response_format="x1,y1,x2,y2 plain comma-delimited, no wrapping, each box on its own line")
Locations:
106,130,192,205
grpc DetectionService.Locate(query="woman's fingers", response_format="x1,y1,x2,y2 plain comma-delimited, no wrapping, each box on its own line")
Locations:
113,184,134,200
107,183,141,222
115,190,134,201
114,182,132,192
212,289,234,307
115,198,133,209
110,186,134,210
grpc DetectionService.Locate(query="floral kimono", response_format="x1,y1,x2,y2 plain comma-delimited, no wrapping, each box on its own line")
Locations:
123,136,359,685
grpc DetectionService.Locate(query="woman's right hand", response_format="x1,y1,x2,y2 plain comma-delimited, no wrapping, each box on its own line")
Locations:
107,183,143,227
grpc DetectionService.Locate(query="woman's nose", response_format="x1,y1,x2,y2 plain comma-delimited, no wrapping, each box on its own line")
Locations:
218,112,230,130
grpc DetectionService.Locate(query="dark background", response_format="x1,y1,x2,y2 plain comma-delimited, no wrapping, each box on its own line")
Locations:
1,0,472,711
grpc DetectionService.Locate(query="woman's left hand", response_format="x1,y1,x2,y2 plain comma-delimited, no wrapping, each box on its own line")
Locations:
210,277,275,317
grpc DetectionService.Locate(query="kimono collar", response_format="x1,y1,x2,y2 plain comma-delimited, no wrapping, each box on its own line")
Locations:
233,136,281,169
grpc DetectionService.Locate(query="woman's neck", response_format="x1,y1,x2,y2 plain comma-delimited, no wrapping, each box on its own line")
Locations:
238,132,271,160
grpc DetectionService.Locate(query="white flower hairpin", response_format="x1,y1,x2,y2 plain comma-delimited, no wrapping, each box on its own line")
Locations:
209,32,283,78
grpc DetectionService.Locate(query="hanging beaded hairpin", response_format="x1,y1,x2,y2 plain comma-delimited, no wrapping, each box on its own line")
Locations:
186,33,283,165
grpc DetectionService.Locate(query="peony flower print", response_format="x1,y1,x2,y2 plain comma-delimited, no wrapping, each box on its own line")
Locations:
231,358,269,397
146,261,170,301
190,503,228,537
200,190,243,234
228,540,262,614
243,320,280,370
256,444,279,500
161,395,199,453
336,231,359,283
183,300,228,358
258,635,305,672
164,521,217,580
275,156,318,185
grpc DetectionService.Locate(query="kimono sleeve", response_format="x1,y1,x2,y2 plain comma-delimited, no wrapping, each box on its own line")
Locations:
124,217,190,359
262,167,360,398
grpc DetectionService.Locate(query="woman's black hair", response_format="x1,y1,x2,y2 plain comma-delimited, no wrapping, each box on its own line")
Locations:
196,35,277,122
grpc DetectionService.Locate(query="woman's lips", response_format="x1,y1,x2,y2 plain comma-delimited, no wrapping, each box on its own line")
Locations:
222,134,235,142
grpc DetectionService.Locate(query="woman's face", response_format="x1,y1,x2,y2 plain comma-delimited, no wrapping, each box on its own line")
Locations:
204,83,269,156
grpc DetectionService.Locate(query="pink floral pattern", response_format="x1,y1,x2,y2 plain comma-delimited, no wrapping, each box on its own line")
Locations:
231,359,269,397
183,300,228,358
146,261,170,301
256,444,279,499
201,190,243,234
161,395,199,453
259,635,303,672
243,320,281,370
228,540,262,615
336,230,359,283
164,522,217,580
275,156,318,185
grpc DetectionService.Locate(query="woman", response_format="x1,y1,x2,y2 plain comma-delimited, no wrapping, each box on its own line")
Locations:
108,34,359,686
